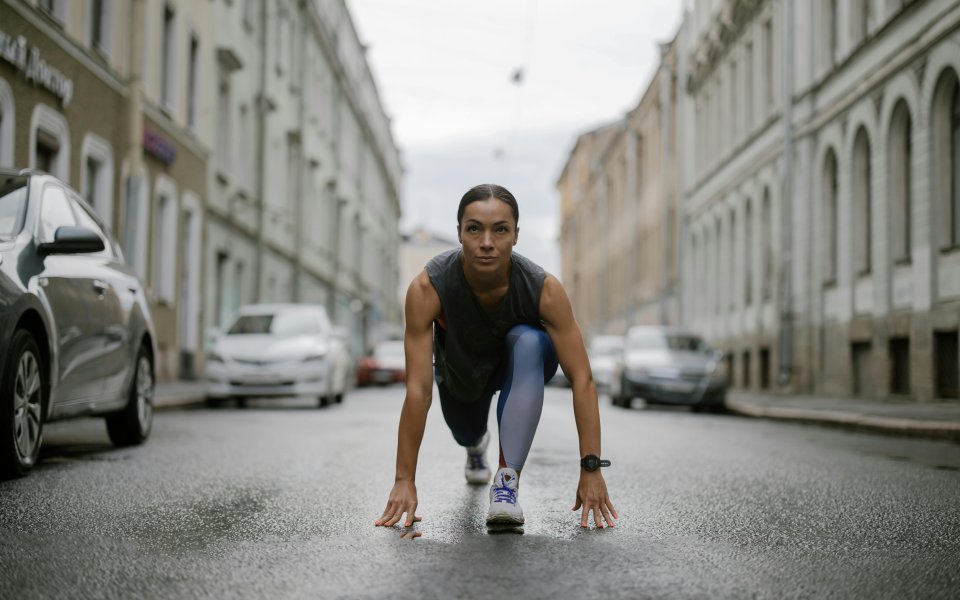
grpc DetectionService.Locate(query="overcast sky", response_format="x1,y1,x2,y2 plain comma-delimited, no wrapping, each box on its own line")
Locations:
347,0,684,277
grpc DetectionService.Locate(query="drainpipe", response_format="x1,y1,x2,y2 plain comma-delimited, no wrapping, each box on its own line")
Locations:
253,0,269,302
778,0,795,387
659,42,673,326
676,15,688,328
291,1,308,302
625,123,638,327
122,0,145,263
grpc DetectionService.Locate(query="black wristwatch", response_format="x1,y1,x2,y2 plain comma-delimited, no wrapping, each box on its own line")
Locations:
580,454,611,472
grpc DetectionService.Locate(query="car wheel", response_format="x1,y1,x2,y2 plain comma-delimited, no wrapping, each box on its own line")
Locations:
105,344,154,447
0,329,45,478
235,396,248,409
317,395,329,408
334,393,344,404
204,396,223,408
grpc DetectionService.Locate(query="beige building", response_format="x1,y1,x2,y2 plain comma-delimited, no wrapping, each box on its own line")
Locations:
557,39,681,340
0,0,213,381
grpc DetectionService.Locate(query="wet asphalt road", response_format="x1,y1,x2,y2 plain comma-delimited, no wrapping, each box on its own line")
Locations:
1,385,959,599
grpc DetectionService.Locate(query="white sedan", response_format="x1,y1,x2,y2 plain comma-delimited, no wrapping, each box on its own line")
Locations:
204,304,352,408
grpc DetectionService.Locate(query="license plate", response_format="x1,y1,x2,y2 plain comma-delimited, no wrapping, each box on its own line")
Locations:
661,380,695,393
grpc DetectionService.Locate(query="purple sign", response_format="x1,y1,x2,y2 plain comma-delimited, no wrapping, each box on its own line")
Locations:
142,126,177,166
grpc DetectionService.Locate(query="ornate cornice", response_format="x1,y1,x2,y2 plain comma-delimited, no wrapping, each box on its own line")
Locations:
687,0,767,94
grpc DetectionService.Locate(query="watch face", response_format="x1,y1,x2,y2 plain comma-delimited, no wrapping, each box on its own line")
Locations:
582,456,599,471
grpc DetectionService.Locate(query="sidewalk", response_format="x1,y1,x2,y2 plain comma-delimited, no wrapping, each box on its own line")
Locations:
727,391,960,442
153,380,206,410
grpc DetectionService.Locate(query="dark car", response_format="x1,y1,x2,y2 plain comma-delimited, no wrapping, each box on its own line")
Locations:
610,326,727,412
0,169,157,478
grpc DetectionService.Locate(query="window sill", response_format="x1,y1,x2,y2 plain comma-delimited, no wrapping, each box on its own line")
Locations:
893,257,912,267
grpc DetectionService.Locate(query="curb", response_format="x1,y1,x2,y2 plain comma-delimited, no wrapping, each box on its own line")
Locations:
153,394,205,411
726,398,960,442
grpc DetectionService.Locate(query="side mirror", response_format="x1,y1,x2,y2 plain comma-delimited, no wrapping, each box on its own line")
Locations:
37,226,105,255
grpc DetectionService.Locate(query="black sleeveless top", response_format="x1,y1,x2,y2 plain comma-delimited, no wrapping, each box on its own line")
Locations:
425,249,546,403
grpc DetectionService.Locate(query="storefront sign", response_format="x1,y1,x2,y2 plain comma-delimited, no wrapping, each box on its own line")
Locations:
142,126,177,166
0,31,74,107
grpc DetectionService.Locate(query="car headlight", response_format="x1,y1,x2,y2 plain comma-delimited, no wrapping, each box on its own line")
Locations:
625,366,648,380
709,363,728,383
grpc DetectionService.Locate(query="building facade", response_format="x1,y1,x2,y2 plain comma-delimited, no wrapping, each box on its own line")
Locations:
206,0,402,361
557,40,681,340
2,0,404,382
682,0,960,401
557,0,960,403
0,0,213,382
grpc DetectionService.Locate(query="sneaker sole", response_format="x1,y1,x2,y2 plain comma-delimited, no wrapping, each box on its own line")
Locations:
486,514,524,526
487,523,524,534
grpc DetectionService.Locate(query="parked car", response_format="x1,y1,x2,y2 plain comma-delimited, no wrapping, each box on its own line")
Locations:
610,326,727,412
205,303,352,407
0,169,157,478
356,340,406,386
588,334,624,393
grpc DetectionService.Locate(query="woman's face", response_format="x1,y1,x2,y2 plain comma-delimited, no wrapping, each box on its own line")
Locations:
457,197,519,274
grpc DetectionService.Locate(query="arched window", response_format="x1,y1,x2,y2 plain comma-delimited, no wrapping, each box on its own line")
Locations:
729,209,737,310
889,101,912,262
824,149,839,283
762,188,773,301
744,199,753,305
853,128,872,275
933,70,959,250
953,81,960,246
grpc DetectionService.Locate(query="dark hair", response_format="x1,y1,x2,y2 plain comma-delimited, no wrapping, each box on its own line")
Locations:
457,184,519,226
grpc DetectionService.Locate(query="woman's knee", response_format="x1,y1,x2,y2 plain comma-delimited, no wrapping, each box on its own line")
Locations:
506,325,551,356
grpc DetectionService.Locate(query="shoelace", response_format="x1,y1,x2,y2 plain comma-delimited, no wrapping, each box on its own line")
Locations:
468,452,487,470
492,482,517,504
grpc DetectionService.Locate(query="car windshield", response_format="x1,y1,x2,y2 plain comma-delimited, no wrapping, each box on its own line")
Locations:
0,176,28,240
628,331,708,353
227,310,326,336
374,342,404,359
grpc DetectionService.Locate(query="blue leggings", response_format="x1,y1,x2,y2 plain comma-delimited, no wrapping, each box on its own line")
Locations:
437,324,559,470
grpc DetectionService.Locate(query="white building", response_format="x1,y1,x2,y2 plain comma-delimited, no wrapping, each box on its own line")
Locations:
680,0,960,401
206,0,402,358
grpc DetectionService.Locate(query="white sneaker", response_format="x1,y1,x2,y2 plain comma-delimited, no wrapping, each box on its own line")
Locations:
464,431,491,484
486,468,524,526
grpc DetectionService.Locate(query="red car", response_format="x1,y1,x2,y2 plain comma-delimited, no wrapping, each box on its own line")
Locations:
357,340,406,386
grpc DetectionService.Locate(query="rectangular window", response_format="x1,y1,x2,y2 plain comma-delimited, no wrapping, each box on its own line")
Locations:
161,5,176,110
152,193,176,303
215,251,228,328
187,35,199,130
217,77,231,174
934,330,959,399
742,350,752,389
760,347,770,389
889,337,910,395
35,140,57,174
83,156,101,209
828,0,838,66
744,41,753,133
729,60,738,142
90,0,105,50
764,19,774,111
851,342,872,396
